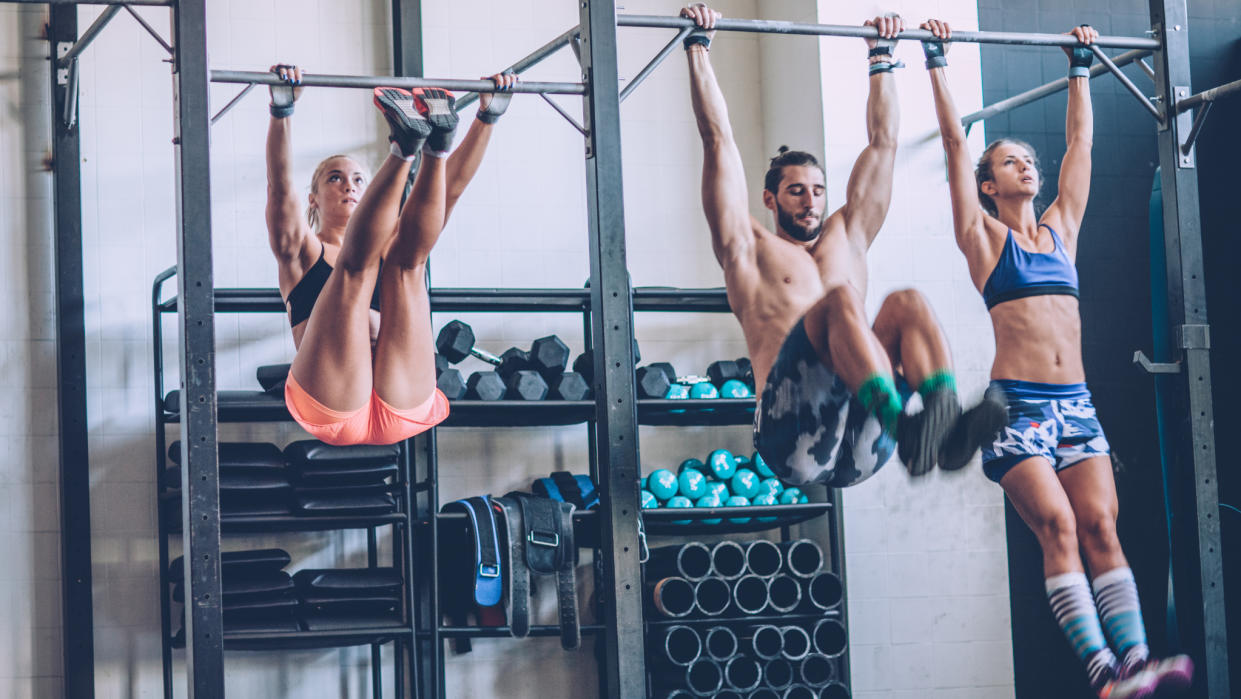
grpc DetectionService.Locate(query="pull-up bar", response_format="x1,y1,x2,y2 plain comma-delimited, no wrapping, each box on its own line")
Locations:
617,15,1160,51
1177,77,1241,113
210,70,585,95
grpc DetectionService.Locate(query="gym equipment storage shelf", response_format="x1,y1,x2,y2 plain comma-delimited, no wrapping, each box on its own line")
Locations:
152,269,422,699
152,269,846,698
160,394,757,426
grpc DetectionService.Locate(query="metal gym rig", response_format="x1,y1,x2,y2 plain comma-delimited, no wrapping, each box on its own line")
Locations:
8,0,1238,696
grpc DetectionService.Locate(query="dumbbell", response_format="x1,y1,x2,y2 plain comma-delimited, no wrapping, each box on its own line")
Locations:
465,371,506,401
548,372,591,401
706,360,752,397
438,369,467,400
636,366,671,399
437,320,534,380
571,340,642,384
528,335,571,380
437,321,552,400
460,366,547,401
435,353,467,400
735,357,754,390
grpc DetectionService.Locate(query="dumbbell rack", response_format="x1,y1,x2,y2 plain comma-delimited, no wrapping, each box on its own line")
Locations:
151,268,849,697
408,285,849,697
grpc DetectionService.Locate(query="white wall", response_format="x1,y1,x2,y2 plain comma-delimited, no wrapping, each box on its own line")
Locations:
1,5,64,698
0,0,1020,696
811,2,1014,698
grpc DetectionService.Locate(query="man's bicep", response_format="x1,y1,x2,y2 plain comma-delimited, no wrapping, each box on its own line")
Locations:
842,144,895,240
700,139,754,254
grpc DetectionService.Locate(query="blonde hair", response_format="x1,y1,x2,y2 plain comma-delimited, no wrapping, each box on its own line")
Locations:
306,154,354,232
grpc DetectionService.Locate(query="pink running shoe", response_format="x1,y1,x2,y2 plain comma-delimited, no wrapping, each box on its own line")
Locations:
1097,666,1158,699
1148,654,1194,693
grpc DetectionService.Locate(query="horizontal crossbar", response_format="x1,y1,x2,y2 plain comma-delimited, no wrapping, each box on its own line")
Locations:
210,70,585,95
617,15,1160,51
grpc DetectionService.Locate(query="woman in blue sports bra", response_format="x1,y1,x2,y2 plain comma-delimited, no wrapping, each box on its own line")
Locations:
918,20,1192,699
264,65,517,445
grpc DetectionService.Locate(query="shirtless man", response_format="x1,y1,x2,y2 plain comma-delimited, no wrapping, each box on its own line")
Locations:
681,3,1005,485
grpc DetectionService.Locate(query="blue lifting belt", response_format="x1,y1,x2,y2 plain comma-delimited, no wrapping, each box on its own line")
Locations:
442,495,503,608
533,471,599,510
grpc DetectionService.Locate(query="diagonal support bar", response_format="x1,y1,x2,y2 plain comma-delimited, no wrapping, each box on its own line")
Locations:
455,25,580,112
1138,58,1156,81
539,93,587,135
209,83,255,125
124,4,174,55
56,5,121,67
619,26,692,102
1179,101,1211,155
962,49,1150,127
1091,44,1164,122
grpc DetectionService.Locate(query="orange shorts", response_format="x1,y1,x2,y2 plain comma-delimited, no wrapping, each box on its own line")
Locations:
284,373,449,446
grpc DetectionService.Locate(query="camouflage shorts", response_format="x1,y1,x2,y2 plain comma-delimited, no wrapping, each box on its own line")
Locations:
981,379,1111,483
753,318,895,487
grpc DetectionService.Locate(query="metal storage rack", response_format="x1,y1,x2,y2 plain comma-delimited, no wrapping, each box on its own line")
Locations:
17,0,1233,696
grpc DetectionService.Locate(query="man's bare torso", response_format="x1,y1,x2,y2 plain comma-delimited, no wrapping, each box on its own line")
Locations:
725,210,867,392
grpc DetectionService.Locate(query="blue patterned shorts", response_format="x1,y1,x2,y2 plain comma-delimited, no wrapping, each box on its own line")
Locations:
981,379,1111,483
753,318,895,487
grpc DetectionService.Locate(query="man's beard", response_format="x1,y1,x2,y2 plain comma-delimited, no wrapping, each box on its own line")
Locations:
776,203,823,242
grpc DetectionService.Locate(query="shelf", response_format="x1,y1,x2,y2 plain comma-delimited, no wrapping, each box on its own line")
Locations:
443,400,594,426
431,509,600,548
172,626,413,651
644,610,841,628
162,391,756,427
155,285,731,315
165,512,406,534
642,502,830,536
430,624,604,639
637,399,754,426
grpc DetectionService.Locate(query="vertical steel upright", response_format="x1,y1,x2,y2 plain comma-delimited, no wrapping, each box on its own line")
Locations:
47,5,96,697
577,2,645,697
390,3,423,695
1146,1,1229,696
170,0,225,695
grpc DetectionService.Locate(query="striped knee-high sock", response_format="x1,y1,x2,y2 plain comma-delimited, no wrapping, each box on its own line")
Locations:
1092,567,1150,672
1046,572,1118,687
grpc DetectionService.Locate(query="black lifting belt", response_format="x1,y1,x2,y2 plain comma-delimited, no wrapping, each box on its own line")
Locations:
492,491,579,650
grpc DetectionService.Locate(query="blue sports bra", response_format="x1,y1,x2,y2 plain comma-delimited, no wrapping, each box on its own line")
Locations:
284,247,382,327
981,223,1079,310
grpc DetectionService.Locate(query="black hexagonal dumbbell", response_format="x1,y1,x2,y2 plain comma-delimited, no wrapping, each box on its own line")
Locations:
437,320,539,384
636,365,671,399
465,371,506,401
571,340,641,385
505,370,549,400
735,356,754,390
437,368,466,400
497,347,531,380
436,320,489,364
706,359,743,390
644,362,676,386
548,372,591,401
435,353,450,377
529,335,570,380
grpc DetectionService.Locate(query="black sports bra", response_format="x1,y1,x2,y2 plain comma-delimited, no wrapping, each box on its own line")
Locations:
285,247,382,327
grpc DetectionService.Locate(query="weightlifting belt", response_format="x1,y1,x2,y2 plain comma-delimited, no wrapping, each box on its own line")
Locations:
441,496,503,608
532,471,599,510
492,491,580,650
